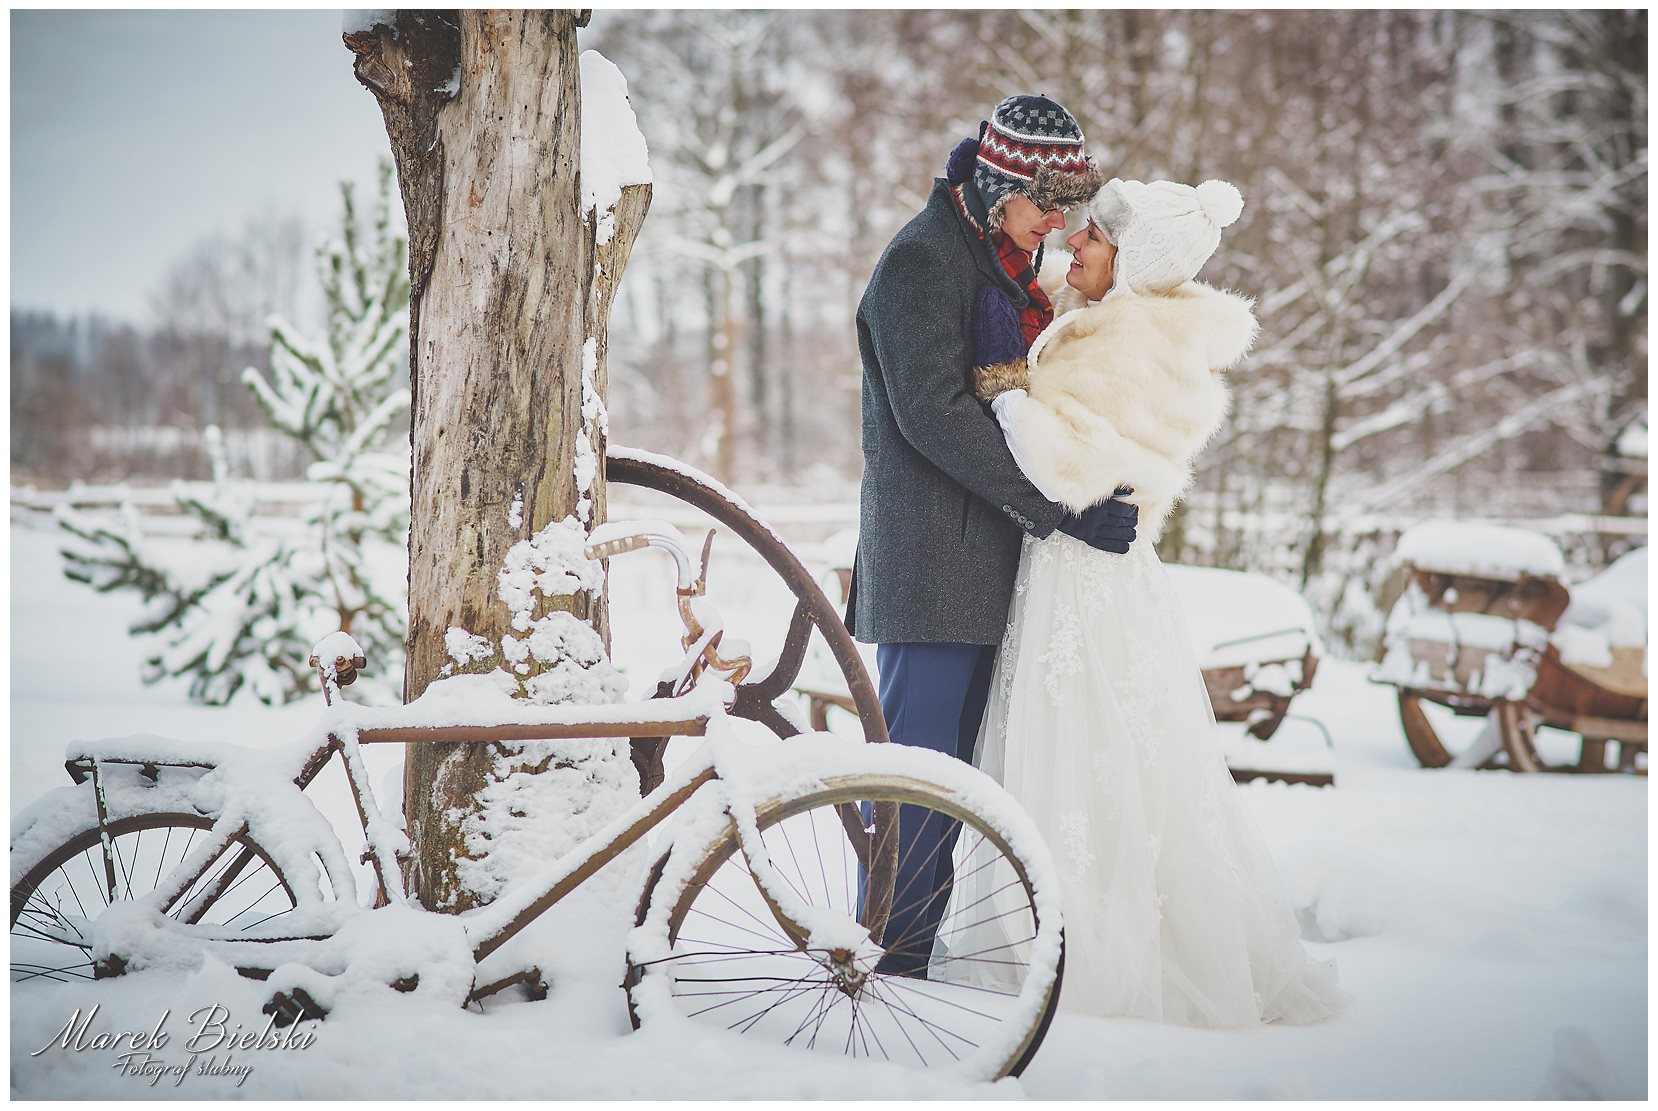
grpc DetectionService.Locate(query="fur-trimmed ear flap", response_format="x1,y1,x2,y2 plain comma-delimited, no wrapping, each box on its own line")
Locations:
1026,160,1104,212
944,136,980,185
974,357,1030,402
987,161,1105,232
987,192,1014,235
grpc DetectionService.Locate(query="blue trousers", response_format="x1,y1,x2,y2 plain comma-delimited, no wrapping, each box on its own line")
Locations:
868,641,997,975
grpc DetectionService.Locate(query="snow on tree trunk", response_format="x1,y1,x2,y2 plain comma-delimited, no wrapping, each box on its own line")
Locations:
346,12,652,912
583,179,652,567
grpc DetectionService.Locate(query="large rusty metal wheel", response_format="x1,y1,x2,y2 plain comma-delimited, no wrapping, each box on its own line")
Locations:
606,450,887,774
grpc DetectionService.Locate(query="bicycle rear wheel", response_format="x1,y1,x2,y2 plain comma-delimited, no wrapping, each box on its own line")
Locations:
11,813,300,984
627,769,1064,1080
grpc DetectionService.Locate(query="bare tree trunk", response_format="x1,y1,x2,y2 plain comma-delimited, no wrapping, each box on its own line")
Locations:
1300,370,1340,588
746,184,769,464
346,10,606,912
1589,11,1646,530
777,181,798,479
710,263,741,481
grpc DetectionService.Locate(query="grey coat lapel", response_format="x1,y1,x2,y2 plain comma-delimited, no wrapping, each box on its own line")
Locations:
932,180,1029,309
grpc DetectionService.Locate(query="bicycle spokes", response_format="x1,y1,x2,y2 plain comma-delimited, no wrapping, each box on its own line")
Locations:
641,782,1052,1074
11,816,302,985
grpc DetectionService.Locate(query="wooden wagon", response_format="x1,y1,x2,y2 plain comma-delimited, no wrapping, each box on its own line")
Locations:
1167,564,1332,787
1375,523,1647,774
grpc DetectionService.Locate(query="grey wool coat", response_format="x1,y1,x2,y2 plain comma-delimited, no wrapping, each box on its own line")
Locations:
848,179,1067,645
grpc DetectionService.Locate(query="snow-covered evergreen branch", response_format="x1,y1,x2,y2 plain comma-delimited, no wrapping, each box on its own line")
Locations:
57,161,413,706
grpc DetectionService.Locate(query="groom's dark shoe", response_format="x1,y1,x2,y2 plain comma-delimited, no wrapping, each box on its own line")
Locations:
1058,490,1138,553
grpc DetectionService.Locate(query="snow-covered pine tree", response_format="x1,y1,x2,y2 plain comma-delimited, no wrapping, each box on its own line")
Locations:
57,425,319,703
243,159,412,685
57,162,412,705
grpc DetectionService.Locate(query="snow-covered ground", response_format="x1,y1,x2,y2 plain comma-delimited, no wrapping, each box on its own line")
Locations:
8,512,1647,1099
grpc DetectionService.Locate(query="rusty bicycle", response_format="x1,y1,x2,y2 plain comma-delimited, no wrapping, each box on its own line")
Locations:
11,451,1065,1081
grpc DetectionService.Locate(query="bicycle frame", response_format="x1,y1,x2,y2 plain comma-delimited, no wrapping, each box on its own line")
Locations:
70,695,896,998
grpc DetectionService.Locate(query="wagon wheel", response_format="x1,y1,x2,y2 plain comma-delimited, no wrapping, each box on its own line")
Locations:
1494,699,1559,773
1498,699,1585,779
1397,691,1506,770
1397,691,1453,768
606,449,884,744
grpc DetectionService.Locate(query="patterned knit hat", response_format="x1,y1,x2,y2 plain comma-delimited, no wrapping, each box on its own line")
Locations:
953,95,1103,234
1088,178,1245,294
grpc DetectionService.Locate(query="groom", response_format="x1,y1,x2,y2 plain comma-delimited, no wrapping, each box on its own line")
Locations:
848,95,1138,975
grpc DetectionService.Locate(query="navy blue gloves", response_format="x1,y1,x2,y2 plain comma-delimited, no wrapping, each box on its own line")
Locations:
974,285,1026,367
972,285,1031,401
1057,488,1138,553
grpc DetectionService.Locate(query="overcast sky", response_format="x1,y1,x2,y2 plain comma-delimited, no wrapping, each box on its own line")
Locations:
11,9,395,323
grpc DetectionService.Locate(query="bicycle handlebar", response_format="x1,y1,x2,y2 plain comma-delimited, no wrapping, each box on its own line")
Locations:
586,518,703,593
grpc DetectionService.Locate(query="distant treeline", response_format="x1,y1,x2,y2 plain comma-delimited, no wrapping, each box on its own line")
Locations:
10,310,306,483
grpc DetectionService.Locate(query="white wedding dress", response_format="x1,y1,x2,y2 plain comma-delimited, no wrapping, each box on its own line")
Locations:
938,531,1346,1026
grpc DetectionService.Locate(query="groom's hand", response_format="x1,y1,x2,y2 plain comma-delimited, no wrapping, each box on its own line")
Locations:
1057,491,1138,554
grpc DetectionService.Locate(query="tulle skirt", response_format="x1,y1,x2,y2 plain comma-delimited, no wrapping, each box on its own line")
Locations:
939,534,1346,1026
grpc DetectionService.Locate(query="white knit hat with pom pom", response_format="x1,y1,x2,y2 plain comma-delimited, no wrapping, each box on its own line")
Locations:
1087,178,1243,295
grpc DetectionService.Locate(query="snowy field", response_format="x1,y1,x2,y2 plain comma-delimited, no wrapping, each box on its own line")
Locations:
8,511,1647,1099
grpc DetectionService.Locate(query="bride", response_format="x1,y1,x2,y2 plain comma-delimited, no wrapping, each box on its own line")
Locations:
943,177,1347,1026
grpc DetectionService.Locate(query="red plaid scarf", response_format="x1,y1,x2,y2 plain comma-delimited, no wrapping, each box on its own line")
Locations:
993,233,1053,348
951,183,1054,348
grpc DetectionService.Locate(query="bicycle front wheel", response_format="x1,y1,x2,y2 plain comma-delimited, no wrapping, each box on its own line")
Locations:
627,764,1064,1080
